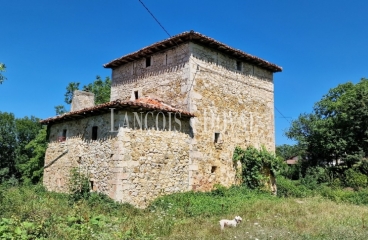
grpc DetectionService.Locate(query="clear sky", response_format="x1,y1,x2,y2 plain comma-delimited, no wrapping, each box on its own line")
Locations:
1,0,368,146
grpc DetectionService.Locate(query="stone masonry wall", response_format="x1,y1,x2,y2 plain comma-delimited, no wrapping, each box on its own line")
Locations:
111,44,191,110
71,90,95,112
108,41,276,193
44,111,191,208
187,42,275,191
44,40,277,207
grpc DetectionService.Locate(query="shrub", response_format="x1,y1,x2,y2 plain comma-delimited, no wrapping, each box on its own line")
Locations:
328,178,342,189
344,168,368,190
68,168,90,203
233,146,285,189
301,166,328,189
280,162,301,180
276,176,312,198
357,159,368,175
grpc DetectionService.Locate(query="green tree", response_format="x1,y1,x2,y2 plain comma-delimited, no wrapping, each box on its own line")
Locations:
0,113,45,184
0,63,6,84
55,76,111,115
64,82,80,105
0,112,17,182
286,78,368,168
18,127,47,184
54,105,67,115
14,116,43,180
276,144,301,160
82,76,111,104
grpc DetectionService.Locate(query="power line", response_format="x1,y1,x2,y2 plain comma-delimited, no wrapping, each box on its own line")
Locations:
137,0,290,128
138,0,202,111
138,0,172,38
275,106,292,124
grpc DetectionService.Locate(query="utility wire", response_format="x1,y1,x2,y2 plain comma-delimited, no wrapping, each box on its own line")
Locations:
137,0,290,128
275,106,292,124
138,0,201,110
138,0,172,38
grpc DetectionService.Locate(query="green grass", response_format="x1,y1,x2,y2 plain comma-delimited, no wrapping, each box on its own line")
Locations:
1,184,368,239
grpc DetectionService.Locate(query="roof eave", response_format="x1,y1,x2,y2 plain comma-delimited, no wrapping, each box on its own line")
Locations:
40,100,195,125
103,31,282,73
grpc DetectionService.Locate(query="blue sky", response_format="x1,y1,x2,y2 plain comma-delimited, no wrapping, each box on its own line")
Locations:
1,0,368,146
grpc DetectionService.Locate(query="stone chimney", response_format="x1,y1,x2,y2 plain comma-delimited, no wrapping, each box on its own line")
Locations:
71,90,95,112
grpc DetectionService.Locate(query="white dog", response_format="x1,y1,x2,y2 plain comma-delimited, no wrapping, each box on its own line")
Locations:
219,216,242,230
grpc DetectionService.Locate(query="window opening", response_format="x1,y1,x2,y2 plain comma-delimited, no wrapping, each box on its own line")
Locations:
92,126,98,140
59,129,67,142
146,57,151,67
134,90,139,100
62,129,67,138
236,61,242,71
214,132,220,143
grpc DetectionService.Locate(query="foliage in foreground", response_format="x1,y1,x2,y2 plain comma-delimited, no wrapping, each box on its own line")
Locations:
3,182,368,239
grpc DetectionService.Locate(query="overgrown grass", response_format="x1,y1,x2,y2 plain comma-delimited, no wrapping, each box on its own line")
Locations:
1,183,368,239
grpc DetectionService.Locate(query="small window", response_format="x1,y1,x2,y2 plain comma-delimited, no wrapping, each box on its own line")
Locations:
146,57,151,67
90,181,94,191
214,132,220,143
236,61,242,71
92,126,98,140
211,166,217,174
134,90,139,100
59,129,67,142
165,54,168,65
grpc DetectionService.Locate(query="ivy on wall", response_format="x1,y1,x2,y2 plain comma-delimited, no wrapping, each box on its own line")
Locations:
233,146,284,190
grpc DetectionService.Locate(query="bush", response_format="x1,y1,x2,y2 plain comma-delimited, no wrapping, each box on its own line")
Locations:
148,185,273,219
233,145,285,189
276,176,313,198
301,166,328,189
344,168,368,190
357,159,368,175
280,163,301,180
68,168,90,203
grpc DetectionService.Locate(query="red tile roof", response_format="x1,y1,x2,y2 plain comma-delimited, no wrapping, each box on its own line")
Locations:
40,98,194,125
104,31,282,73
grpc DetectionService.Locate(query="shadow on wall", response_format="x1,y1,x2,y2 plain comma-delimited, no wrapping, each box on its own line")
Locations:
48,111,193,143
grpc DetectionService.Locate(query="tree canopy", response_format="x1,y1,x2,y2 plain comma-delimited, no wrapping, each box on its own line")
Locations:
276,144,301,161
82,76,111,105
286,78,368,167
0,63,6,84
55,76,111,115
0,112,46,184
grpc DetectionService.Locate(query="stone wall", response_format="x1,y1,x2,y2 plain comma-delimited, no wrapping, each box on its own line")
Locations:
44,40,278,207
186,42,275,191
111,44,191,110
108,41,276,193
71,90,95,112
44,111,191,208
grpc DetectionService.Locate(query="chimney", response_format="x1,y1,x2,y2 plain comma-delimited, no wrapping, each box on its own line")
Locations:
71,90,95,112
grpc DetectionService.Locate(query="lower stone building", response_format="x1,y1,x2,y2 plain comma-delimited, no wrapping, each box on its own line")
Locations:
42,98,194,207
